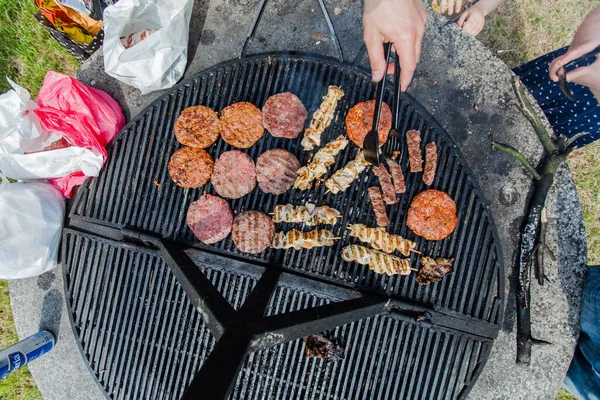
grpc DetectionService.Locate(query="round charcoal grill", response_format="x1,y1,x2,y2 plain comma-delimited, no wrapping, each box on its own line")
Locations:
63,52,504,400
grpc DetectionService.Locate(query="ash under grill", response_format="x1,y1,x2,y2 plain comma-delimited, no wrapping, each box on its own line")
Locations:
64,53,503,399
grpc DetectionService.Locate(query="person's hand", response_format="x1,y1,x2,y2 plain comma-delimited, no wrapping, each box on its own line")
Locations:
548,6,600,98
457,7,485,36
363,0,427,91
432,0,464,16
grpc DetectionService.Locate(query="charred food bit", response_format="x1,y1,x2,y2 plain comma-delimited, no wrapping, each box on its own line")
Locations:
304,335,344,361
386,159,406,194
407,190,458,240
301,86,345,150
423,142,438,186
416,257,454,285
262,92,308,139
271,203,341,226
341,245,411,276
345,100,392,148
368,186,390,227
347,224,417,256
324,151,370,194
294,135,349,190
372,164,397,204
271,229,338,250
406,129,423,172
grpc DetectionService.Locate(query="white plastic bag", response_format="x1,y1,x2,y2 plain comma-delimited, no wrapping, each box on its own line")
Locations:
0,179,65,279
103,0,194,95
0,79,104,182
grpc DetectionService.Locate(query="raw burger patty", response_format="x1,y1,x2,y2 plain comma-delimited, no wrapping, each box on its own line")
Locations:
220,102,264,148
345,100,392,148
186,194,233,244
262,92,308,138
232,210,275,254
407,190,458,241
168,147,213,188
211,150,256,199
174,105,220,148
256,149,300,195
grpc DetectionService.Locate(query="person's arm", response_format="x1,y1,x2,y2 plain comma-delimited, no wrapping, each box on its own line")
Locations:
548,6,600,101
456,0,504,37
363,0,427,91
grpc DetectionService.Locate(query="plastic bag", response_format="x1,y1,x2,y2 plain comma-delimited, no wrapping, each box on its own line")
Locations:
103,0,194,95
0,179,65,279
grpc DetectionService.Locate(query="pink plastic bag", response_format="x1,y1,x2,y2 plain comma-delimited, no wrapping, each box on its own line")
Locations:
34,71,125,197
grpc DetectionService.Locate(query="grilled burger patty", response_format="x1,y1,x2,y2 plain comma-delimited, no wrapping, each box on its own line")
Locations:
345,100,392,148
232,210,275,254
186,194,233,244
168,147,213,188
262,92,308,139
174,105,220,148
256,149,300,195
211,150,256,199
220,102,264,148
407,189,458,240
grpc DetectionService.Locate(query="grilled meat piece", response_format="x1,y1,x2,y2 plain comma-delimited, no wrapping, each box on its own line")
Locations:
423,142,437,186
271,229,337,250
232,210,274,254
372,164,397,204
407,190,458,240
174,105,220,149
324,151,370,194
416,256,454,285
406,129,423,172
301,86,344,150
341,244,411,276
168,147,213,189
303,335,344,361
368,186,390,227
262,92,308,139
386,159,406,194
294,135,348,190
347,224,417,256
220,102,264,148
211,150,256,199
256,149,300,195
346,100,392,148
186,194,233,244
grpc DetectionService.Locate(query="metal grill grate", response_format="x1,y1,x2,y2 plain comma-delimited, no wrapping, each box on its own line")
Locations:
64,52,503,399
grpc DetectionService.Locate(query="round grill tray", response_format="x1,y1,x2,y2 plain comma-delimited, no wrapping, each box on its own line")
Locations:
63,52,504,400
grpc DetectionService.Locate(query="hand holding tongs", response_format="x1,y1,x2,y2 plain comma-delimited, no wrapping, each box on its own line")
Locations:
558,45,600,101
363,43,404,165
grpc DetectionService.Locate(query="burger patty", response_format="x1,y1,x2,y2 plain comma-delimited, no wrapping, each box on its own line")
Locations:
168,147,213,188
220,102,264,148
256,149,300,195
232,210,275,254
211,150,256,199
186,194,233,244
345,100,392,148
174,105,220,148
262,92,308,139
407,190,458,240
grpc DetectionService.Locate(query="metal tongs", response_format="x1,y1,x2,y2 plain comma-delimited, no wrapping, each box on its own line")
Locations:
558,45,600,101
363,42,403,165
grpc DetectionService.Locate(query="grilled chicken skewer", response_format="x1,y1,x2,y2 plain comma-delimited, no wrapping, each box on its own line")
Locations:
341,244,411,276
324,151,370,194
301,86,345,151
272,229,339,250
294,135,349,190
271,203,341,226
346,224,418,256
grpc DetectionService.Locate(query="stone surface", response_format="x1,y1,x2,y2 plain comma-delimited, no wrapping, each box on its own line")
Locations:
11,1,587,399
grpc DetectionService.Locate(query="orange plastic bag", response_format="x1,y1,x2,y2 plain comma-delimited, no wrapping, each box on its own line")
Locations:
34,71,125,197
35,0,102,43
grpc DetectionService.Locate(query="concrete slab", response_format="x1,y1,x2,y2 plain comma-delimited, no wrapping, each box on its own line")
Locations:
10,1,586,399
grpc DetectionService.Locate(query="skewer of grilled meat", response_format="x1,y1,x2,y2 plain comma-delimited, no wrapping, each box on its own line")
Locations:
271,228,338,250
301,86,345,150
341,245,411,276
347,224,417,256
416,256,454,285
271,203,341,226
294,135,349,190
406,129,423,172
386,159,406,194
324,151,370,194
423,142,437,186
368,186,390,227
372,164,397,204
